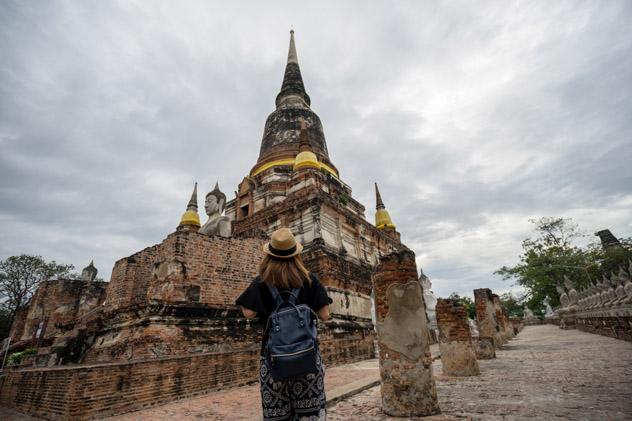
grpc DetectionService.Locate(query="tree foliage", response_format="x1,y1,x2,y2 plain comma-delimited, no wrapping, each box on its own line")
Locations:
447,292,476,319
499,293,523,318
0,255,75,324
496,217,632,313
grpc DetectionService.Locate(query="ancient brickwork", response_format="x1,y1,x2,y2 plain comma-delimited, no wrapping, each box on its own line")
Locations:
0,349,261,420
372,250,440,417
8,280,107,353
105,232,266,312
474,288,502,348
0,328,374,420
436,299,480,376
492,295,514,343
8,307,28,344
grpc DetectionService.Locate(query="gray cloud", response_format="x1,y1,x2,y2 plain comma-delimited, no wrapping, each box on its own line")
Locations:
1,1,631,299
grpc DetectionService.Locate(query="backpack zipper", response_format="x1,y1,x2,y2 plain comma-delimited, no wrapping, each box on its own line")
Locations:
271,345,314,360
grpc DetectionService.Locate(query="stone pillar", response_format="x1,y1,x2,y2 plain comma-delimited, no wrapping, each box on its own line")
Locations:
492,295,512,343
436,299,480,376
372,250,440,417
474,288,502,348
474,336,496,359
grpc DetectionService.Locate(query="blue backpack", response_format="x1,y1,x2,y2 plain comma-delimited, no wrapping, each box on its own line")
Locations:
265,285,319,381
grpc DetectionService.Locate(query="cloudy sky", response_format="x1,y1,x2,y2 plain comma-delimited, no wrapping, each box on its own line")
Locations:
1,1,631,298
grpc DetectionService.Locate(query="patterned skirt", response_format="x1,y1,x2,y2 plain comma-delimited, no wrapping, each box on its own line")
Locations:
259,352,327,421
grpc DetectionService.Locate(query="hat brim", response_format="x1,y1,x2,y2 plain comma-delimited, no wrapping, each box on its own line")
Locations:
263,241,303,259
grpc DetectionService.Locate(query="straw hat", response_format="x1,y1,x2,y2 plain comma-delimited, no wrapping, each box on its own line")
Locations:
263,227,303,259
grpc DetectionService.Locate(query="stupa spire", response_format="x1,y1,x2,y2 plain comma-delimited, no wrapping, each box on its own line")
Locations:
374,183,395,230
375,183,385,210
187,182,198,210
179,182,201,227
287,29,298,65
276,30,310,108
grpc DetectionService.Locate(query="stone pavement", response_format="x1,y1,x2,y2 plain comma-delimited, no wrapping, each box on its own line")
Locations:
3,327,631,420
329,325,632,421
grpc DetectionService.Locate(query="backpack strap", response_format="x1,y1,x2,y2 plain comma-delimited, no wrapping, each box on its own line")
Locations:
267,285,283,307
267,285,301,307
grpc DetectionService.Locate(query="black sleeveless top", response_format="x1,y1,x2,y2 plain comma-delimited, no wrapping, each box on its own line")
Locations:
235,273,331,354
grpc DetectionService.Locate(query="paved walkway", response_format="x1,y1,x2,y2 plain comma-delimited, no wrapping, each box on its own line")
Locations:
329,325,632,420
3,327,631,420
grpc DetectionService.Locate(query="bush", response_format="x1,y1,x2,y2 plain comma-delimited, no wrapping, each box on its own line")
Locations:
7,347,37,367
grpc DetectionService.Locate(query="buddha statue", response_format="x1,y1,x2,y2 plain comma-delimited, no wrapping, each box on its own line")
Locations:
564,276,578,310
199,182,231,237
612,267,628,306
558,284,569,308
603,273,618,308
543,296,554,317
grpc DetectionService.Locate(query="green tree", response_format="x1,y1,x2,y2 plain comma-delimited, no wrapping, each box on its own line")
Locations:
584,238,632,280
0,255,75,327
499,292,524,318
496,217,632,313
447,292,476,319
495,217,593,312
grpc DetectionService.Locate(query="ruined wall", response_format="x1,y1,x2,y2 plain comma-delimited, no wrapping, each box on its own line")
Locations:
105,232,266,313
0,325,375,420
436,299,480,376
474,288,501,347
11,280,107,349
492,295,513,343
0,349,261,420
81,230,375,364
9,307,28,344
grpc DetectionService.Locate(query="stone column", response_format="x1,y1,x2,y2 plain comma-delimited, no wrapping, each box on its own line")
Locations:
436,299,480,376
492,295,513,343
372,250,440,417
474,288,502,348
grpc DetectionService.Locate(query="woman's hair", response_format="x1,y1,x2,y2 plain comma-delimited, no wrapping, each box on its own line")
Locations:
259,254,312,289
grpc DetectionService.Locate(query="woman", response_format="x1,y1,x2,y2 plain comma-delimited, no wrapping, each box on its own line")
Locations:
236,227,331,421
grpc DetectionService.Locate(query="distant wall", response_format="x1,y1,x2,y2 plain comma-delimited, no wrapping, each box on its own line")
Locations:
10,279,106,348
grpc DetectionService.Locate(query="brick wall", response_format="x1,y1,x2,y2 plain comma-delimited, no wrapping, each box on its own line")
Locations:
0,330,374,420
105,232,266,313
0,349,260,420
9,280,107,350
436,299,472,343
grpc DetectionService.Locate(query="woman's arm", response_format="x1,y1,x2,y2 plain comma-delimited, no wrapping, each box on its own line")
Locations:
241,306,257,319
317,305,330,321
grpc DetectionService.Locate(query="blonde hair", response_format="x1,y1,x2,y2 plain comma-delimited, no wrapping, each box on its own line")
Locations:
259,254,312,289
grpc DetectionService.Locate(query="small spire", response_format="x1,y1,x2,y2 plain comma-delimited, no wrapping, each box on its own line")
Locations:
287,29,298,65
375,183,385,210
374,182,395,230
187,182,198,211
179,182,201,228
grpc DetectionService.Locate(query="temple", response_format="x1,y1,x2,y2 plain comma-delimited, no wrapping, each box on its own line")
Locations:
1,31,412,420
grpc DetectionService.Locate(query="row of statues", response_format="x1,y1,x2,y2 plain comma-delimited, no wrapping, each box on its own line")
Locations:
555,260,632,316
